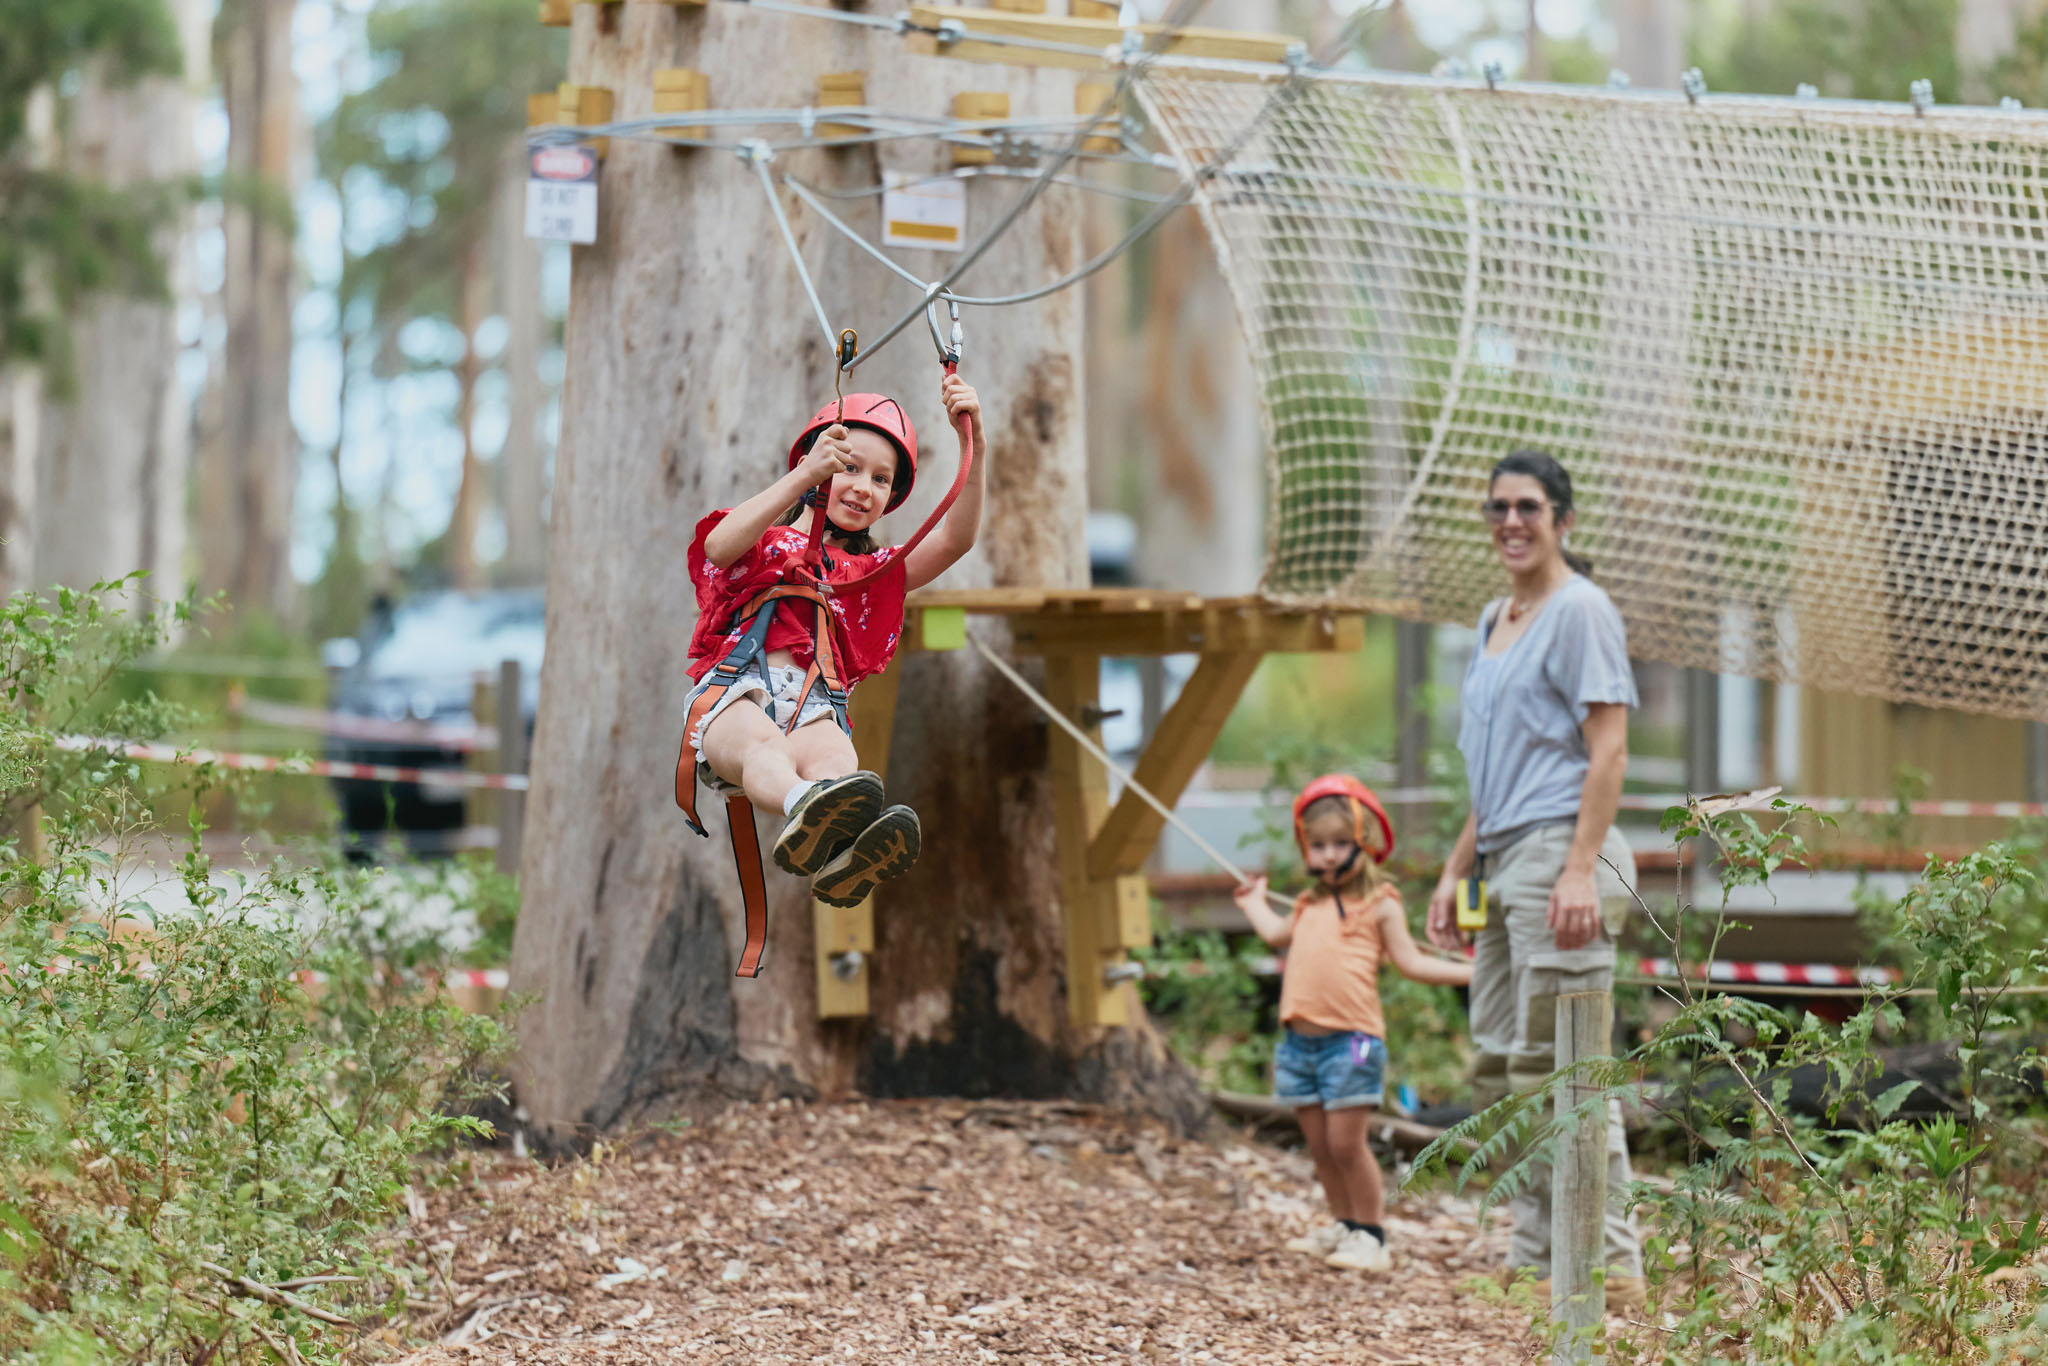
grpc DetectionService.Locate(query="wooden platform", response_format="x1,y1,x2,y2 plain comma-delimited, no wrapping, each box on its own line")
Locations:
815,591,1365,1026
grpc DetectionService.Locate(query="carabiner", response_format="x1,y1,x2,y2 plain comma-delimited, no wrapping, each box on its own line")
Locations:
924,284,964,367
833,328,858,420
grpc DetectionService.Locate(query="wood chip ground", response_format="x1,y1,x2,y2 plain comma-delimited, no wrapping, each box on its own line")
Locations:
392,1098,1541,1364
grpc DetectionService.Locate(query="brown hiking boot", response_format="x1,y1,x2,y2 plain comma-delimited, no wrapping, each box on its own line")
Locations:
772,771,884,876
811,805,920,907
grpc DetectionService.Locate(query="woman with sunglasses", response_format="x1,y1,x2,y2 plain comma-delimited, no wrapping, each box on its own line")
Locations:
1424,449,1646,1312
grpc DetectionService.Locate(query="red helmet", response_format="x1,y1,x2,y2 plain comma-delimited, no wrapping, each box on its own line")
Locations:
1291,774,1394,864
788,394,918,512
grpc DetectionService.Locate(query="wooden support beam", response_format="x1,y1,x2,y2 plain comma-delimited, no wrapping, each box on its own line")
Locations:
1043,653,1130,1027
812,655,904,1019
904,4,1296,72
537,0,572,26
1015,607,1362,656
1069,0,1118,17
526,91,559,126
1086,651,1260,880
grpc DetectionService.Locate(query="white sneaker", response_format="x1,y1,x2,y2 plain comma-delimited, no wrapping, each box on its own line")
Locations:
1325,1227,1391,1272
1284,1221,1347,1257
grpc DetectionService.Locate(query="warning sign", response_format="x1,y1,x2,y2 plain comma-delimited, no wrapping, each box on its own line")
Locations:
525,143,599,244
881,174,967,252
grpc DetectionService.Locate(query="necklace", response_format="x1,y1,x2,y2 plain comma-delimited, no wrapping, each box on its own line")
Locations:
1505,595,1538,624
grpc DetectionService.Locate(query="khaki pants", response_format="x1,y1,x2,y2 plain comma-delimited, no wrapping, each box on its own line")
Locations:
1469,821,1643,1279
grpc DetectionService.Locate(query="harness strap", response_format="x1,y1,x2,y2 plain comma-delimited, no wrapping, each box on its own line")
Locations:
726,792,771,977
674,580,857,977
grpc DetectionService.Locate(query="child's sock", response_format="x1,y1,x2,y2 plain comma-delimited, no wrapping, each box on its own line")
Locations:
782,782,812,817
1359,1223,1385,1243
1342,1219,1367,1232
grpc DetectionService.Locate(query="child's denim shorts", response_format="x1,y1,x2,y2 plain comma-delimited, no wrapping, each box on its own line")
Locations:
1273,1028,1386,1111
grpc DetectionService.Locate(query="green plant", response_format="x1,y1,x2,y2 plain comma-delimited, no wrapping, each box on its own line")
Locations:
1414,798,2048,1363
1135,926,1274,1095
0,578,510,1361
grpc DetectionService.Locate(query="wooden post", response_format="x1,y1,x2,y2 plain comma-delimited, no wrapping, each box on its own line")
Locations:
1044,652,1128,1027
1552,989,1612,1362
1394,619,1429,833
496,658,526,877
814,656,904,1019
468,673,498,844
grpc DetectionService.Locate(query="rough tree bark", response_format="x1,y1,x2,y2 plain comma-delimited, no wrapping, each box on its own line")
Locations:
498,145,547,586
35,0,207,600
510,1,1205,1146
200,0,298,624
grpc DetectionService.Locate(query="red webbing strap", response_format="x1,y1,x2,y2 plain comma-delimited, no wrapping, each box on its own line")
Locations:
674,678,731,833
726,792,770,977
831,360,973,594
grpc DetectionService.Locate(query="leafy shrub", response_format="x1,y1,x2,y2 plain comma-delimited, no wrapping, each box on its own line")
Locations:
1414,798,2048,1363
0,578,509,1362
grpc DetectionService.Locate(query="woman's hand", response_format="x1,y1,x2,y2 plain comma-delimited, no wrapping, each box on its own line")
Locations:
795,425,855,489
1547,865,1601,950
1425,878,1465,952
941,373,981,430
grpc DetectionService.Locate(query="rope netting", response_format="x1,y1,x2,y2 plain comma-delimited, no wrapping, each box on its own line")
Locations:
1133,73,2048,720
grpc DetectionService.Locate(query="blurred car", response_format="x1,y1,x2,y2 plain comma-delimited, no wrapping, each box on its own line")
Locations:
322,589,544,854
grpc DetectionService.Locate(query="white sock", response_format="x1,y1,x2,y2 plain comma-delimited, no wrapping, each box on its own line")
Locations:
782,782,811,817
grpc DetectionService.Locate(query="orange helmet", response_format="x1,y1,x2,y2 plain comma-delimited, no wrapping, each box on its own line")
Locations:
1291,774,1394,865
788,394,918,512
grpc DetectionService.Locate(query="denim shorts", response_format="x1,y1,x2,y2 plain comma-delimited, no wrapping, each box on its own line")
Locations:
1273,1028,1386,1110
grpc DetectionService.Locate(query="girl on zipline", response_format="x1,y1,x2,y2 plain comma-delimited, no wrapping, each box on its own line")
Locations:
682,373,985,913
1232,776,1474,1273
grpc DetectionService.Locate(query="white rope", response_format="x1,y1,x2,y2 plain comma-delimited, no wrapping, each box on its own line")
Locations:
744,143,836,356
965,634,1294,912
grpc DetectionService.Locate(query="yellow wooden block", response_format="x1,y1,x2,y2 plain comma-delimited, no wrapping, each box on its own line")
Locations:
951,90,1009,166
1075,80,1120,154
652,68,710,140
537,0,573,25
814,899,872,1018
527,91,559,126
1069,0,1118,17
556,83,615,156
920,605,968,652
1112,874,1152,950
819,71,865,140
990,0,1047,10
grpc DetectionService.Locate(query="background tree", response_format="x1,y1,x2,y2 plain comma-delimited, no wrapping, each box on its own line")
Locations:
318,0,565,599
0,0,183,598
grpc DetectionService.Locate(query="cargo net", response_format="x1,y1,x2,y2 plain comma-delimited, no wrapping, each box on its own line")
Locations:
1133,71,2048,720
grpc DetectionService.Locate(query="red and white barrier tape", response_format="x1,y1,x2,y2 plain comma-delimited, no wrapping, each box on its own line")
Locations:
294,967,509,990
230,697,497,750
52,734,528,792
1142,955,1902,988
1235,786,2048,821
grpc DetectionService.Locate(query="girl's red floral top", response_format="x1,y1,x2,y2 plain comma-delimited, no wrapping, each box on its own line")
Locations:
685,510,906,688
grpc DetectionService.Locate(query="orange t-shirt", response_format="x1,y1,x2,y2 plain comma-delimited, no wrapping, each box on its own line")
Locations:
1277,883,1399,1038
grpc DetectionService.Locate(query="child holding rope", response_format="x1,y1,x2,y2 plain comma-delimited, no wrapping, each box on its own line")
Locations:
681,374,984,922
1232,775,1474,1272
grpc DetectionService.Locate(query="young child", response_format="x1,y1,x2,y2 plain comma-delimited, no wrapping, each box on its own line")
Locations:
1232,775,1475,1272
684,374,984,908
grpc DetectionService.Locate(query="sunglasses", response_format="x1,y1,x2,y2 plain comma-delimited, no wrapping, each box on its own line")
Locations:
1481,497,1551,524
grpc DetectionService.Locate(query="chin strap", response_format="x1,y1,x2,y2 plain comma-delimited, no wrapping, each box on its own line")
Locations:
1315,843,1365,919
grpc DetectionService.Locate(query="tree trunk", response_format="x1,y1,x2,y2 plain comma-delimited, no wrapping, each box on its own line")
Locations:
201,0,298,625
36,0,206,601
0,368,39,599
498,143,547,586
445,240,489,591
510,2,1205,1146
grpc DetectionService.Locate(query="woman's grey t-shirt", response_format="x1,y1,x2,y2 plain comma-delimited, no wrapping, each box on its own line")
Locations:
1457,575,1638,855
